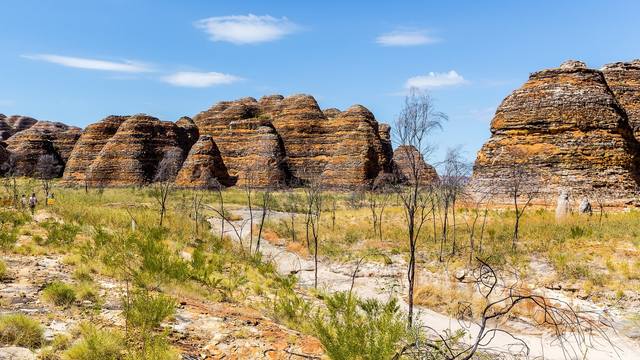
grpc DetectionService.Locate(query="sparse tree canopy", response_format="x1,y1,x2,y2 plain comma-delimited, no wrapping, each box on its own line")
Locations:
394,87,446,327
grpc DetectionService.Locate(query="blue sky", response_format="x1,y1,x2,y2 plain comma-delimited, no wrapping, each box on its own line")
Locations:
1,0,639,163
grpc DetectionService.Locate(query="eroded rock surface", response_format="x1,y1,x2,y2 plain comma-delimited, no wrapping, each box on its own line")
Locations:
4,121,81,177
193,98,288,187
472,60,640,201
69,114,197,187
0,115,37,140
61,115,129,185
175,135,234,188
393,145,438,185
194,94,395,188
602,60,640,139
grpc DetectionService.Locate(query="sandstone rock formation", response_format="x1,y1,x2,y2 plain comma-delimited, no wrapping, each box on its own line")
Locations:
602,60,640,139
194,94,395,188
472,60,640,201
64,114,198,187
393,145,438,185
62,115,129,185
175,135,234,188
0,115,37,140
0,142,9,172
4,121,81,177
193,97,288,187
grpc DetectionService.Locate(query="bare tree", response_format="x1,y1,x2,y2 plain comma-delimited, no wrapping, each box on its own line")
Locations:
394,258,614,360
501,149,540,251
440,148,470,257
35,154,62,205
394,88,447,326
462,184,493,265
330,196,337,231
243,167,256,253
191,191,205,236
592,187,607,227
255,186,273,254
302,169,324,289
366,188,391,243
282,190,299,243
1,153,20,207
152,149,183,226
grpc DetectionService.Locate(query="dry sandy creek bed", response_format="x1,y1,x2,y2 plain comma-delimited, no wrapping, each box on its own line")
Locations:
1,209,638,359
209,208,640,360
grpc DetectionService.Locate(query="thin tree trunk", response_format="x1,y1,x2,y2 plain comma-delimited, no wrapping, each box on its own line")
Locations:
256,205,267,253
479,209,488,254
451,197,457,255
248,192,253,254
407,214,416,327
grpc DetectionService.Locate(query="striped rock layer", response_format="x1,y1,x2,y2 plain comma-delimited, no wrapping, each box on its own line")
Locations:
472,60,640,202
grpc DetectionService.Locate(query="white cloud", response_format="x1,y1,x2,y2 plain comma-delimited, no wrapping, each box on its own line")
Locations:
22,54,153,73
162,71,241,88
195,14,298,44
405,71,466,89
376,30,439,46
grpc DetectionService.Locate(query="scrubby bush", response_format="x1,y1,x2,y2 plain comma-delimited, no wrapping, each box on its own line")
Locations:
73,265,94,282
123,291,175,331
75,281,100,303
313,292,407,360
269,285,312,331
0,313,44,348
124,335,178,360
41,221,80,246
0,260,7,280
0,230,18,249
39,333,72,359
42,281,76,306
63,323,124,360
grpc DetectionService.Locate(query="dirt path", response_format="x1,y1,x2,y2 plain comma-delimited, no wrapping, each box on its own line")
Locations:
210,209,640,360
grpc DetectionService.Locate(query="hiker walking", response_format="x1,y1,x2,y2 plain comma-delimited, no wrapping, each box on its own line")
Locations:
28,193,37,215
20,194,27,209
47,193,56,206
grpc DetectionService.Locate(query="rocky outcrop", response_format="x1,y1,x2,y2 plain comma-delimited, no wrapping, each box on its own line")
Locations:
0,115,37,140
0,142,9,172
393,145,438,185
4,121,81,177
193,97,288,187
193,94,395,188
69,114,198,187
472,60,640,201
602,60,640,139
175,135,234,188
319,105,388,187
62,116,129,185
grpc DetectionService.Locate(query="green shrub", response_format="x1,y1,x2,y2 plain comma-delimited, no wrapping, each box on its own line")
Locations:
123,291,175,331
343,229,359,245
63,323,124,360
41,222,80,246
42,281,76,306
0,260,7,280
0,229,18,249
75,281,99,303
270,287,311,331
569,225,591,239
0,313,44,348
73,266,94,282
39,333,72,360
313,292,407,360
124,334,178,360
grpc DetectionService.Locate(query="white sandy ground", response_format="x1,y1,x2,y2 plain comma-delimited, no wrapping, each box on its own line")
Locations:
209,209,640,360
